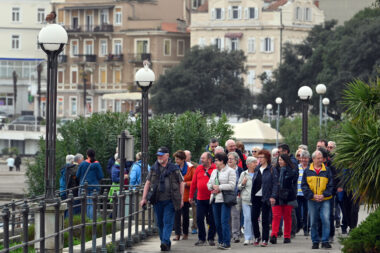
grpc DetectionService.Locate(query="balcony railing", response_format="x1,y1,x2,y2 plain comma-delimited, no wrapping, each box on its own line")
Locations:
1,123,45,132
128,53,151,63
65,24,114,33
106,54,124,62
85,54,97,62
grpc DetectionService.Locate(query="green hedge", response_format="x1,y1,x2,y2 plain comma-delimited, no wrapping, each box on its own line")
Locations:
340,208,380,253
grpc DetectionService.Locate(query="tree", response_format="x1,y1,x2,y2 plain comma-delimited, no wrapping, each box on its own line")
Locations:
151,46,253,117
259,8,380,119
333,79,380,208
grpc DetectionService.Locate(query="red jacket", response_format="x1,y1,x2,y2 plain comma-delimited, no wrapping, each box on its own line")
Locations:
189,163,216,201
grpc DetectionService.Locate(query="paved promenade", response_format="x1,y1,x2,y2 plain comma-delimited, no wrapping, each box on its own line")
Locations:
0,159,28,204
128,206,370,253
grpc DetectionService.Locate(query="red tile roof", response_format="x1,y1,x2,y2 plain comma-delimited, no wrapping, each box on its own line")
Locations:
197,1,208,12
266,0,288,11
161,23,189,33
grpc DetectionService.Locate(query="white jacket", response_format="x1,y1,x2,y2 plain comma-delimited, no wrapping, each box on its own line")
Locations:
238,170,254,204
207,166,236,203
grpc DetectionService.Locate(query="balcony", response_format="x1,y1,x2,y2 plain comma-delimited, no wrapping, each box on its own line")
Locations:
85,55,97,62
58,55,67,63
65,24,113,33
106,54,123,62
128,53,151,63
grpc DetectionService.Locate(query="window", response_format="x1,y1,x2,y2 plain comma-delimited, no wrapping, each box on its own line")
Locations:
71,40,78,56
177,40,185,56
295,7,302,20
57,9,64,24
212,8,224,20
71,10,79,28
305,8,312,21
231,38,238,51
99,39,107,57
12,35,20,49
247,38,255,53
99,67,107,84
99,97,106,112
70,97,77,116
58,69,64,84
192,0,203,9
214,38,222,50
12,7,20,22
113,39,122,54
71,67,78,84
264,70,273,80
115,100,121,112
100,9,108,24
247,70,256,85
229,6,241,19
198,38,206,48
115,8,122,25
164,39,171,56
262,37,274,53
0,94,14,107
37,8,45,23
57,97,64,116
114,69,121,83
136,39,149,54
248,7,257,19
84,40,93,55
85,97,93,116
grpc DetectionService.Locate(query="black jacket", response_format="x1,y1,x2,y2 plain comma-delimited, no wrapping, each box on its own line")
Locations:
226,149,248,170
250,164,276,204
272,165,298,205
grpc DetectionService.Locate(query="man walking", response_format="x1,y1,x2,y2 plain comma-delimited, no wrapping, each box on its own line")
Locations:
140,147,184,251
7,155,15,172
302,150,333,249
189,152,216,246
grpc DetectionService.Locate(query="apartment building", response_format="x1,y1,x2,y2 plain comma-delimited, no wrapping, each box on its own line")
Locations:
0,0,51,116
52,0,190,118
190,0,324,93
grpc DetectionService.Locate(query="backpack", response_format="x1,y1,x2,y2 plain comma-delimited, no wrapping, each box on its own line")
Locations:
59,164,79,198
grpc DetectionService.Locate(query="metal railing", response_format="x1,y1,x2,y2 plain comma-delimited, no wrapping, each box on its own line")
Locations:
127,53,151,63
0,183,155,252
0,124,45,133
65,25,114,33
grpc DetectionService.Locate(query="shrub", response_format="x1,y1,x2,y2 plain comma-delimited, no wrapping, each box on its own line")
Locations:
340,208,380,253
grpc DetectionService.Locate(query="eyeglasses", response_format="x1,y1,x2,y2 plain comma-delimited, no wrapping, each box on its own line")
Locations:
228,158,235,160
257,156,265,159
252,150,257,153
296,154,301,157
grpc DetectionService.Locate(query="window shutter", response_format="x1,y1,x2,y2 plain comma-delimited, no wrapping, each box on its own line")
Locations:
238,6,242,19
309,8,312,21
228,6,232,19
255,8,259,19
225,38,231,51
260,38,265,52
271,37,274,52
244,8,248,19
221,8,225,20
211,8,215,20
252,70,256,84
303,7,307,21
221,38,225,50
236,39,240,50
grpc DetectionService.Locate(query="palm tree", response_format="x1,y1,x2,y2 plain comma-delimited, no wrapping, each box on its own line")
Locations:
334,78,380,208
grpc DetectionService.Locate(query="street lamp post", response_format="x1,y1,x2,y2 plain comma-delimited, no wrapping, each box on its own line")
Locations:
316,84,326,134
266,104,272,123
135,61,155,184
322,98,330,129
38,24,68,200
298,86,313,146
275,97,282,147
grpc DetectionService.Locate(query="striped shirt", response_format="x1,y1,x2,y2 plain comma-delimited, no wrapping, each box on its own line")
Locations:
297,164,306,196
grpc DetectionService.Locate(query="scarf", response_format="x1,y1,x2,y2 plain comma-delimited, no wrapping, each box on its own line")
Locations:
159,164,178,193
179,162,188,176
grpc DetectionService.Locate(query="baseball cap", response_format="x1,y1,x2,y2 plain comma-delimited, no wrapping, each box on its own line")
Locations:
156,147,169,156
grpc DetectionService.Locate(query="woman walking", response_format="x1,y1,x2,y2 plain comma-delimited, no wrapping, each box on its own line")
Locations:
270,154,299,244
208,152,236,250
251,149,275,247
238,156,257,245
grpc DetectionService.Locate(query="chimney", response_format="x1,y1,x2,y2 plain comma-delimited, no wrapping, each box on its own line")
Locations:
314,0,319,8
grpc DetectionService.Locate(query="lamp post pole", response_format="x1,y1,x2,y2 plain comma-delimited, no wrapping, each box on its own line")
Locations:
39,24,68,201
266,104,272,124
316,84,326,135
322,97,330,130
135,61,155,183
298,86,313,146
275,97,282,147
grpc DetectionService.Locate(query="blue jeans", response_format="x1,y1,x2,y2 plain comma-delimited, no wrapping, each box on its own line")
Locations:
154,200,175,246
308,200,330,243
212,203,231,246
196,200,216,242
86,190,97,220
242,203,253,240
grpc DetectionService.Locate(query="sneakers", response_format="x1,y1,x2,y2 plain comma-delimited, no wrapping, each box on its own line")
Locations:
291,233,296,238
192,229,198,234
304,231,310,236
243,240,250,245
195,240,206,246
312,243,319,249
260,240,268,247
233,238,240,243
321,242,332,249
160,243,170,251
284,238,291,244
208,240,216,246
342,229,347,235
270,236,277,244
253,238,261,246
218,244,231,250
335,221,341,228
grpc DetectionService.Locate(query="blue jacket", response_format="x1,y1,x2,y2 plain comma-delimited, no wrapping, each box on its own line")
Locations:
76,160,104,191
130,160,150,187
111,162,127,184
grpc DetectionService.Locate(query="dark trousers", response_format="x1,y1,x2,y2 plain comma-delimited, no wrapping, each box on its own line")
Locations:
174,202,190,236
196,199,216,242
340,192,360,231
296,196,309,232
251,196,271,241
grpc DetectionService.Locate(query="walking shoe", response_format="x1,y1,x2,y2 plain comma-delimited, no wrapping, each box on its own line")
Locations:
321,242,332,249
291,233,296,238
195,240,206,246
253,238,261,246
208,240,216,246
233,238,240,243
260,240,268,247
312,243,319,249
219,244,231,250
182,234,188,240
342,229,347,235
335,221,340,228
243,240,250,245
173,235,180,241
304,231,310,236
270,236,277,244
192,229,198,234
278,231,283,237
160,243,170,251
284,238,291,244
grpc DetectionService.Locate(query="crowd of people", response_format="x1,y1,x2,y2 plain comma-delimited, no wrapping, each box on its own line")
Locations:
139,138,360,251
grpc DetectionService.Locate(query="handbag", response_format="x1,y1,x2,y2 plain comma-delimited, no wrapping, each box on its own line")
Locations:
222,190,237,207
279,188,290,200
147,184,158,205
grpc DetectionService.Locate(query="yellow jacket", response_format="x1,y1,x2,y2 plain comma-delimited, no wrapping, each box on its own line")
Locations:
301,163,333,201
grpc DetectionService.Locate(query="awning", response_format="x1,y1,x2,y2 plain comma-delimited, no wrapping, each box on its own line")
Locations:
62,5,114,10
102,92,148,101
225,33,243,39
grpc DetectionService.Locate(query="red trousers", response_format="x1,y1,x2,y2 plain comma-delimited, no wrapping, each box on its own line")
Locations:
271,205,293,239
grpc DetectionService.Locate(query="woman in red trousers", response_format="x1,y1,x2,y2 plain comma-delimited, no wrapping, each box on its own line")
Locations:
269,154,299,244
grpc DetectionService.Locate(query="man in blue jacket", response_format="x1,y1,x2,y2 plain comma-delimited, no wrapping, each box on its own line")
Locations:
130,152,150,189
